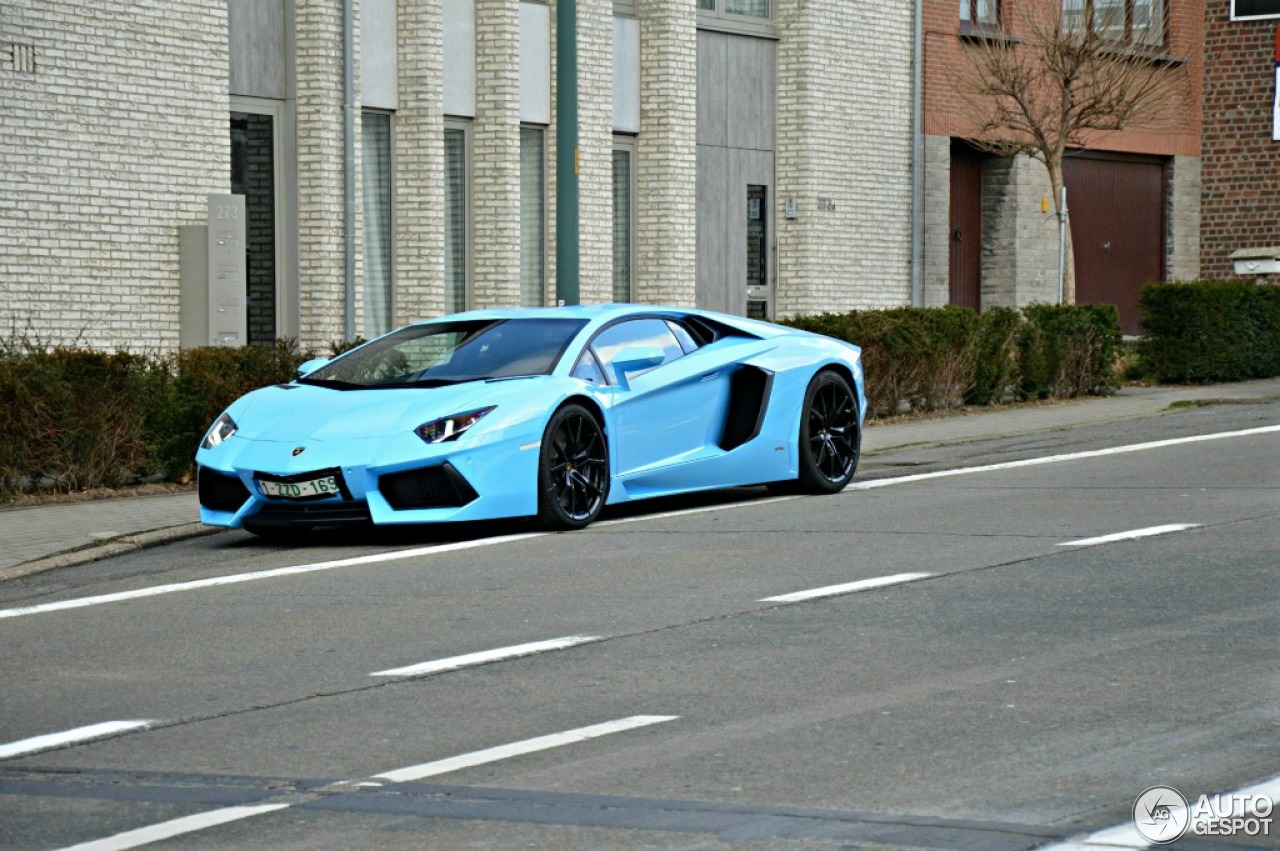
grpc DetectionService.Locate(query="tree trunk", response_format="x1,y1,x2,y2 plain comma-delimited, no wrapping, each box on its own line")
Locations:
1046,160,1076,304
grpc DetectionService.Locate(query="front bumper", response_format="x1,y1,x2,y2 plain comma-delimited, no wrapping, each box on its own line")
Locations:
196,427,543,529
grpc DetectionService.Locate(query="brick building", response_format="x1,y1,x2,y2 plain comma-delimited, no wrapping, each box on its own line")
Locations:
1200,0,1280,281
0,0,914,353
920,0,1204,333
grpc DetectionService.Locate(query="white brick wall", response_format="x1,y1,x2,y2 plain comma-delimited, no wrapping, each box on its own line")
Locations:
296,0,362,346
395,0,446,323
774,0,913,317
0,0,228,351
634,0,697,306
473,0,521,307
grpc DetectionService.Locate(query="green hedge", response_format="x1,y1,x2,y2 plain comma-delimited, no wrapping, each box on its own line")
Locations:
1138,280,1280,383
784,304,1120,418
0,339,314,500
0,306,1124,501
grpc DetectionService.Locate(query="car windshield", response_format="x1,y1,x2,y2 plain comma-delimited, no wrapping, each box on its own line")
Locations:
299,318,588,389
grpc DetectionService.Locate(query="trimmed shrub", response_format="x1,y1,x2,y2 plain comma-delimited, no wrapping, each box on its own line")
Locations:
0,338,313,500
1017,304,1122,399
0,342,161,496
967,307,1021,405
145,339,315,479
1138,280,1280,383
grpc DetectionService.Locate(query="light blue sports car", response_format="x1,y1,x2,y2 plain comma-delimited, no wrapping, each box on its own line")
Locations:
196,305,865,536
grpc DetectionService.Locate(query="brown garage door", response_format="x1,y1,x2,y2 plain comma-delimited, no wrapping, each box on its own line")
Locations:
1064,154,1166,335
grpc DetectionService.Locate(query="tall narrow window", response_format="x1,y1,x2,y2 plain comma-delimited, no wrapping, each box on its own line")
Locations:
612,143,634,303
520,127,546,307
230,111,276,345
1064,0,1166,45
960,0,998,26
443,124,469,314
746,184,768,319
361,111,394,338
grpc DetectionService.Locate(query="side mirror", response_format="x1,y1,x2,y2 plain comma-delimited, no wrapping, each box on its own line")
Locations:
611,345,665,390
297,357,330,377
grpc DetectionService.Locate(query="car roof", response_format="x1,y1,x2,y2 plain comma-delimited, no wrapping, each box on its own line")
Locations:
403,304,792,340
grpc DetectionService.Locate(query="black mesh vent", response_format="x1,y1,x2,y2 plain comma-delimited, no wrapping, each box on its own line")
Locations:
380,463,478,510
198,467,251,513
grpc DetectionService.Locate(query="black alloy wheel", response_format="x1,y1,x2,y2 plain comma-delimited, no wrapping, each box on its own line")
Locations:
537,403,609,530
796,369,860,493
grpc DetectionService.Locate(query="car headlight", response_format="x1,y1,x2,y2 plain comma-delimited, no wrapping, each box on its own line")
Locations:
201,413,238,449
415,406,496,444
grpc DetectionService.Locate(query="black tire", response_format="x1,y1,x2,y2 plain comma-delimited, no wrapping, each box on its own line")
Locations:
537,403,610,530
795,369,860,494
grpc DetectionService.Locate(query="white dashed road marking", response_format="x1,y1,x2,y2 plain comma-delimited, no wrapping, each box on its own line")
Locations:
0,721,153,760
56,804,291,851
371,715,679,783
1059,524,1201,548
760,572,932,603
370,635,604,677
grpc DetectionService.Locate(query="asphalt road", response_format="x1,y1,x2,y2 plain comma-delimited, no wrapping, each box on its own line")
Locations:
1,400,1278,850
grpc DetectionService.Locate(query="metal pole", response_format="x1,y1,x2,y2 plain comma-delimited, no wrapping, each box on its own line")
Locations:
909,0,924,307
343,0,357,337
1054,185,1064,305
555,0,580,306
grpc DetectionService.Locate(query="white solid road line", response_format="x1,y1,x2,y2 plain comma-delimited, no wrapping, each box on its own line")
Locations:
3,424,1276,623
847,423,1280,491
0,532,542,621
56,804,291,851
370,635,604,677
1059,524,1201,548
760,572,932,603
0,720,153,760
371,715,679,784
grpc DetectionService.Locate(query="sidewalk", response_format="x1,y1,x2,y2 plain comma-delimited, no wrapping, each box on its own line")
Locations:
3,377,1279,581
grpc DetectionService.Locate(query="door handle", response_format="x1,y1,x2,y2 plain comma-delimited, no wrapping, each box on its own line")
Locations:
700,371,720,382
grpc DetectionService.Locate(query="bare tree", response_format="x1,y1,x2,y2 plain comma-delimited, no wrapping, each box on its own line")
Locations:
959,2,1189,302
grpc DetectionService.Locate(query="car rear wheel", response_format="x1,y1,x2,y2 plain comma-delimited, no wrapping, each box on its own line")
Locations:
537,403,609,530
795,369,860,494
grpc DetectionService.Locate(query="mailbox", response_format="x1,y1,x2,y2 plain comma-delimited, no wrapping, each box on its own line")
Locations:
1230,246,1280,277
180,195,248,348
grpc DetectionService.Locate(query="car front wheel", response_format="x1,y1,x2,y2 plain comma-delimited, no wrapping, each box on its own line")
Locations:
795,369,860,494
537,403,609,530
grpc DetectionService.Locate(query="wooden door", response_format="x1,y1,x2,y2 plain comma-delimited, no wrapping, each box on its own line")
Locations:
1064,155,1166,335
949,141,983,311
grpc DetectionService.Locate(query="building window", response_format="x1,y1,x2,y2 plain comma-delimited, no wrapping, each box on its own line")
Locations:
520,126,546,307
960,0,998,27
612,140,634,303
361,111,394,338
444,121,470,314
698,0,770,21
1064,0,1165,47
1232,0,1280,21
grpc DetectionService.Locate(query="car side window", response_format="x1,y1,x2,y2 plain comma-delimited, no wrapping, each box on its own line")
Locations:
667,320,701,354
571,351,606,384
589,318,685,384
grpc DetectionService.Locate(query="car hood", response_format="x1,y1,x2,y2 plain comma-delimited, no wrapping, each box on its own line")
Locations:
230,379,542,442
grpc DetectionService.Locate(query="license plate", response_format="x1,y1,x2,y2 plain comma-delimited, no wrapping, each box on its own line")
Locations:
257,474,340,500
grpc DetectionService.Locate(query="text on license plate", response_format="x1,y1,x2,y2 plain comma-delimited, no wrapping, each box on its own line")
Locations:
258,474,339,499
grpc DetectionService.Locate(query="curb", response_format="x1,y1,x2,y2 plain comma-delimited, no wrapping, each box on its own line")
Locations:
0,523,223,582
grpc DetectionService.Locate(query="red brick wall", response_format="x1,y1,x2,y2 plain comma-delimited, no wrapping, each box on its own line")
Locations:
923,0,1202,157
1201,2,1280,278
